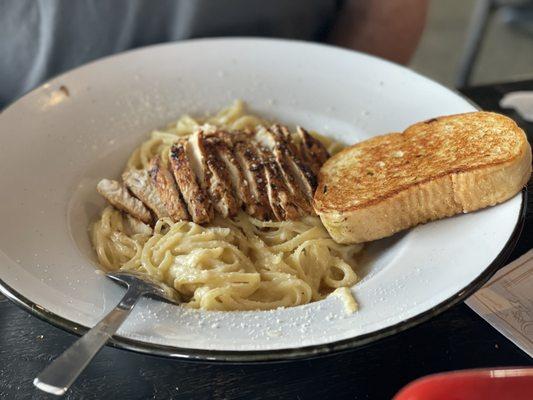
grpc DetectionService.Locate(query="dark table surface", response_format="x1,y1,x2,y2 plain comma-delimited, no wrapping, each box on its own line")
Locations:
1,80,532,400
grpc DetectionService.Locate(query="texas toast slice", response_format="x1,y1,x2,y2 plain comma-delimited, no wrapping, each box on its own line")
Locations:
313,112,532,244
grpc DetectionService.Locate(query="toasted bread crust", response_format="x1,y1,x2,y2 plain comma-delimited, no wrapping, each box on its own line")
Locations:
315,112,532,244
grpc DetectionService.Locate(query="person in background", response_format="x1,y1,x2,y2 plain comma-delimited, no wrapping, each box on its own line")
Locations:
0,0,427,108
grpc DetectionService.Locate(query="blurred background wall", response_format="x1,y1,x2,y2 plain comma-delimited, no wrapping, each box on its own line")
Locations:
412,0,533,87
1,0,532,107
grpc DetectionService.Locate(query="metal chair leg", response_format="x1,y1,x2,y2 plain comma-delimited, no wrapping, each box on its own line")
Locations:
455,0,497,87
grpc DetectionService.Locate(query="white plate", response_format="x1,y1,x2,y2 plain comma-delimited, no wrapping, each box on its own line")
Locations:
0,38,524,361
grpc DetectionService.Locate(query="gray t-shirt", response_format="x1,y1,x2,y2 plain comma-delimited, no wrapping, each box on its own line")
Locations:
0,0,341,107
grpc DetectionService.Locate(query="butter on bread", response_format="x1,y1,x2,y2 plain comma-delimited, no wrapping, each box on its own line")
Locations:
314,112,532,244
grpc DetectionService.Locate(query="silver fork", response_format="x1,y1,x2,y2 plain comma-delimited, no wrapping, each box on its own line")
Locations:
33,271,180,396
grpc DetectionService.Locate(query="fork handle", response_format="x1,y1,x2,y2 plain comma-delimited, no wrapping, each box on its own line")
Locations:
34,285,143,396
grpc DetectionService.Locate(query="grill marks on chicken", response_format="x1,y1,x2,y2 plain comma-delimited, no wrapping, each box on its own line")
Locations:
148,155,189,222
233,139,273,221
261,147,302,221
169,140,214,224
296,126,330,175
96,179,152,224
206,133,250,212
269,125,317,204
122,169,169,220
97,125,329,225
200,133,240,218
256,127,312,215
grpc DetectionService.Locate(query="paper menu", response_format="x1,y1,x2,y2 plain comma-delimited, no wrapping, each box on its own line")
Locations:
466,249,533,358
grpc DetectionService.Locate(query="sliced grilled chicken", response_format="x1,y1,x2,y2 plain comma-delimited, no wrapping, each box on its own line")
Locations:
205,132,249,211
233,138,273,220
208,129,253,146
96,179,151,224
258,126,314,213
169,140,214,224
98,124,329,224
124,214,153,236
187,131,207,185
296,126,330,175
199,133,239,218
258,146,303,220
255,128,311,214
148,155,189,222
122,169,169,220
271,124,317,201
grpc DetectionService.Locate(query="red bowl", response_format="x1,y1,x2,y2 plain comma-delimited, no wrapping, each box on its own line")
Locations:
393,368,533,400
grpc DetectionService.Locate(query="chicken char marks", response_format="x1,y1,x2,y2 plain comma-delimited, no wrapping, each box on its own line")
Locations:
147,155,189,222
268,125,318,204
233,138,274,220
199,132,240,218
122,169,169,220
97,124,329,225
169,138,214,224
